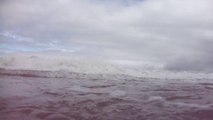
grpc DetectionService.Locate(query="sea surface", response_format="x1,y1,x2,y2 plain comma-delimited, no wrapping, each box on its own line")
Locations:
1,69,213,120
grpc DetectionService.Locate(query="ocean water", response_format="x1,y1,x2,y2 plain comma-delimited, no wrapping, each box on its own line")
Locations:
1,53,213,120
1,70,213,120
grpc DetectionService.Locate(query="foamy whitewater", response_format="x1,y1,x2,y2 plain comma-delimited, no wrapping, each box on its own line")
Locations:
0,52,213,80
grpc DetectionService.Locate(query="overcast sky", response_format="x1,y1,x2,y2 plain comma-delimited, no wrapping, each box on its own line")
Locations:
0,0,213,72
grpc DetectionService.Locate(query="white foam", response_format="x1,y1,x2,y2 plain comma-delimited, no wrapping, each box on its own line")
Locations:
109,90,126,97
148,96,165,102
67,85,88,92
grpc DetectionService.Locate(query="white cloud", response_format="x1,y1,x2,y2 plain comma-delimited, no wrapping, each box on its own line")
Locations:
0,0,213,72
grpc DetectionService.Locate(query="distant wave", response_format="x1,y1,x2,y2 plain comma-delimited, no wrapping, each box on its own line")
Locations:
1,53,213,80
0,68,139,81
0,53,124,74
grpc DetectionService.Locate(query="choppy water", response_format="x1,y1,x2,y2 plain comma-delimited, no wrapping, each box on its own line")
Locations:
1,69,213,120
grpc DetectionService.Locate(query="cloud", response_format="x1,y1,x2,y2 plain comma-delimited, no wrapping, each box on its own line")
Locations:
0,0,213,72
165,40,213,73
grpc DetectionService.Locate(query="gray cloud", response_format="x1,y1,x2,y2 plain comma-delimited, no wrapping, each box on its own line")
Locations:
165,40,213,73
0,0,213,72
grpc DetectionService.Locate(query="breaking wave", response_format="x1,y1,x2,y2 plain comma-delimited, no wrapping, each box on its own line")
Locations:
1,53,213,80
